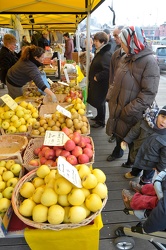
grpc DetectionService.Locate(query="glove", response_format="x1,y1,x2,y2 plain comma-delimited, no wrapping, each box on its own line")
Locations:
51,94,58,103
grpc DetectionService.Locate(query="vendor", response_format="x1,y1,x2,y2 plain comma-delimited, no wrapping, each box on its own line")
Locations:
6,45,57,101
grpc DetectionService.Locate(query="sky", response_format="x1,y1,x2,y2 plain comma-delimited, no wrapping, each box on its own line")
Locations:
91,0,166,27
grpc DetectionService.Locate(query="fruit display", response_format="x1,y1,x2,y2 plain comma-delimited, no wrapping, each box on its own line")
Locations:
22,82,43,98
0,159,23,219
50,81,82,95
0,102,39,134
12,164,108,227
23,132,94,171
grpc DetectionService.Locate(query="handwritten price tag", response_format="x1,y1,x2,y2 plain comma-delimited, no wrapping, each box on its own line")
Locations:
57,156,82,188
57,81,69,86
44,131,69,146
0,94,18,110
56,104,71,118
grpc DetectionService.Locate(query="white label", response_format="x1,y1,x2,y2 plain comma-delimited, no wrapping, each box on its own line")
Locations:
57,81,69,86
63,68,70,83
57,156,82,188
1,94,18,110
56,105,71,118
44,131,69,146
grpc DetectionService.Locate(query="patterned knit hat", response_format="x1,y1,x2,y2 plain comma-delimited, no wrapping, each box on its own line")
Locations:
158,106,166,116
119,26,146,54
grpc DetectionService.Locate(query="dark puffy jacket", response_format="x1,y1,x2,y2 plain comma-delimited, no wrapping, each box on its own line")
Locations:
106,46,160,138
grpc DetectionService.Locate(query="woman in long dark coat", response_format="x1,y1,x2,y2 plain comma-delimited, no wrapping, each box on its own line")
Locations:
87,31,112,128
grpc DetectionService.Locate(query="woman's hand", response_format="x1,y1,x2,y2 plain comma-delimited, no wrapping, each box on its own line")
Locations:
51,94,58,103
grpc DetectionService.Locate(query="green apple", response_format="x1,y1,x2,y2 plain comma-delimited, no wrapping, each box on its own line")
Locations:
0,161,6,168
10,163,22,176
0,198,11,212
32,204,48,223
48,204,65,224
2,171,14,182
0,181,6,192
19,198,36,217
5,160,16,170
19,182,35,198
40,188,58,207
2,186,14,199
7,177,19,187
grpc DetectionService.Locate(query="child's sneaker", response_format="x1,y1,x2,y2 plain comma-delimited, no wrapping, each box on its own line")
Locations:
139,176,152,185
124,172,136,179
129,181,142,193
122,189,133,209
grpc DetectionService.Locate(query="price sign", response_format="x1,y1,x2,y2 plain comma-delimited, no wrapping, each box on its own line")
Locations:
56,104,71,118
63,67,70,83
57,81,69,86
0,94,18,110
57,156,82,188
44,131,69,146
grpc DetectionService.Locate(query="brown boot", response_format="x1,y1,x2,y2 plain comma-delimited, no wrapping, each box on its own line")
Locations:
122,189,133,209
129,181,142,193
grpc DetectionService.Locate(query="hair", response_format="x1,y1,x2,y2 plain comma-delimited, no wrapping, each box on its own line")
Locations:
22,35,26,39
103,29,110,35
94,32,108,44
63,32,69,38
3,34,17,45
21,45,45,61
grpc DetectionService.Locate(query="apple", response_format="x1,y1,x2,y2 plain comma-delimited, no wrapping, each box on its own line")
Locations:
61,127,70,136
68,206,87,223
34,147,41,156
32,204,48,223
55,148,63,157
68,188,85,206
32,186,44,203
54,177,73,195
44,169,57,183
81,188,91,198
10,163,22,176
58,194,70,207
78,154,89,164
40,157,47,165
44,149,55,160
72,146,83,157
0,198,11,212
41,146,51,156
92,183,108,199
41,188,58,207
76,164,91,178
29,159,40,167
80,203,91,217
19,182,35,198
85,143,92,149
0,161,6,168
91,169,106,183
32,177,45,188
66,155,78,165
0,167,7,175
82,174,97,189
36,165,50,178
46,178,56,189
45,159,54,167
63,206,71,223
2,186,13,199
0,181,6,192
2,171,14,182
64,140,76,151
7,177,18,187
77,137,87,148
71,132,81,144
85,194,103,212
0,193,3,199
83,148,93,159
48,204,65,224
60,150,71,158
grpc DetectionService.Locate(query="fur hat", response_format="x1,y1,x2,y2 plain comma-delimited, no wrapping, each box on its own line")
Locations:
159,106,166,116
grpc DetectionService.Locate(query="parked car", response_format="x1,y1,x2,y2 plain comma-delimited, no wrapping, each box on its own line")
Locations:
152,45,166,72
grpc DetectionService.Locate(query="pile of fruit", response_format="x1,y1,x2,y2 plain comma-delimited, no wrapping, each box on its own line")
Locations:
17,164,108,224
28,131,94,169
0,102,39,134
51,81,81,95
0,159,22,218
22,82,43,98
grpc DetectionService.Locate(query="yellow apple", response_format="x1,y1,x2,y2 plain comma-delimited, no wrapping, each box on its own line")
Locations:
67,188,85,206
32,204,48,222
19,101,28,109
76,164,91,179
18,125,27,133
0,181,6,192
32,186,44,203
0,193,3,199
20,117,26,125
10,163,22,176
27,103,34,110
92,182,108,199
16,110,24,118
7,126,17,134
58,194,70,207
48,204,65,224
7,177,18,187
81,188,91,198
45,179,55,189
80,203,91,217
2,171,14,182
19,198,36,217
81,174,98,189
40,188,58,207
13,119,22,128
0,167,7,175
63,206,71,223
4,111,14,119
32,177,45,188
19,182,35,198
68,206,87,223
1,121,10,130
54,177,73,195
85,194,103,212
0,161,6,168
91,169,106,183
11,115,19,122
2,186,14,199
44,169,57,183
5,160,15,170
36,165,50,178
0,198,11,212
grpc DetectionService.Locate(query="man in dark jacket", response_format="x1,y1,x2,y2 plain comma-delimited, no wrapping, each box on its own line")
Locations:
103,28,116,54
38,31,50,49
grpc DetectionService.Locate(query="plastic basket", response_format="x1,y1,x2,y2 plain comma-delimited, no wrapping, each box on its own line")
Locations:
12,167,107,231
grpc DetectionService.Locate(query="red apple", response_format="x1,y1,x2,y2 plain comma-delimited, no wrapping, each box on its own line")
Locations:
52,161,57,167
45,159,54,166
72,146,83,157
78,154,89,164
66,155,78,165
84,137,91,144
55,148,63,157
83,148,93,159
60,150,71,158
85,143,92,149
77,137,87,148
44,149,55,160
71,132,81,144
64,140,76,151
62,127,70,136
53,145,64,150
40,156,47,165
41,146,51,155
34,147,41,156
29,159,39,167
38,151,43,158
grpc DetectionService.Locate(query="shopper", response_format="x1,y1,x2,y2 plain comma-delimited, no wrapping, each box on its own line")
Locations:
87,31,112,128
6,45,57,101
38,30,50,49
0,34,20,85
106,26,160,164
21,35,30,48
63,32,74,60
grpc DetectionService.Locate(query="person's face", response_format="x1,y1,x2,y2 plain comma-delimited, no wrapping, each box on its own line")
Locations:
35,53,45,63
8,42,17,52
113,29,121,45
120,41,129,55
156,114,166,129
93,39,104,50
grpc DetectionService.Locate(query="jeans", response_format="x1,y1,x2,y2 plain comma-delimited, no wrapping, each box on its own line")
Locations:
131,168,155,183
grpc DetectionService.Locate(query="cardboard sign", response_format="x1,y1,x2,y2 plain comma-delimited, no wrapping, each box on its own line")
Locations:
57,156,82,188
44,131,69,146
0,94,18,110
56,104,71,118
